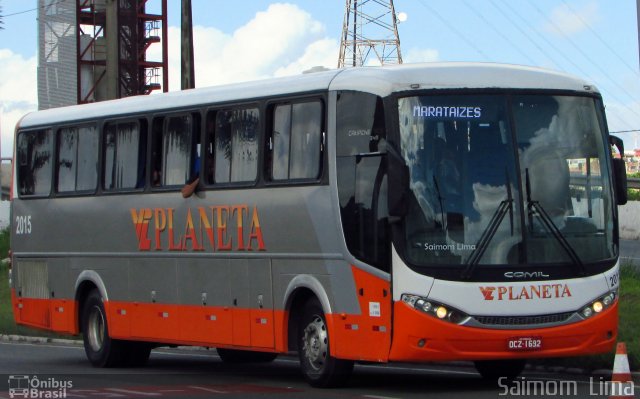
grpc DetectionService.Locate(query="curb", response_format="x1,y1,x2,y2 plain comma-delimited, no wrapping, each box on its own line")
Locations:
0,334,81,346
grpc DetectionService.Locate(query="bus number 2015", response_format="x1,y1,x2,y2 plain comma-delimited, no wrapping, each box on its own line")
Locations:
15,215,32,235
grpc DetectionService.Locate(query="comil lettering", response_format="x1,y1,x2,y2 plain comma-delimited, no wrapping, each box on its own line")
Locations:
413,105,482,118
130,205,266,252
479,284,572,301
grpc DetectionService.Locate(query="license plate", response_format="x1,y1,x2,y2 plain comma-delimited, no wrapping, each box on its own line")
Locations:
507,336,543,351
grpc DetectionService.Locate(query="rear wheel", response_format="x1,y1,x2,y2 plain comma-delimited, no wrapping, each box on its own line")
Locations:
216,348,277,363
298,298,353,388
474,359,526,380
81,290,125,367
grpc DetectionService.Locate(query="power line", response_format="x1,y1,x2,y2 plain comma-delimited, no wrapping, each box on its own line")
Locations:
527,0,640,106
497,0,634,127
415,0,490,61
462,0,537,65
0,0,68,18
488,0,559,69
559,0,640,78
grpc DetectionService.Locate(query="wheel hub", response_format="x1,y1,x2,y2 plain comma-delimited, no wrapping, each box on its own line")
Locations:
302,315,328,371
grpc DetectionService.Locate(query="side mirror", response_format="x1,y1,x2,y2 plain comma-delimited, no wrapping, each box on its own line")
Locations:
387,144,409,219
610,135,627,205
612,158,628,205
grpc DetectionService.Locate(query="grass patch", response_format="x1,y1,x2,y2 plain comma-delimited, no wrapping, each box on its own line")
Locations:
0,227,18,334
628,172,640,201
618,265,640,370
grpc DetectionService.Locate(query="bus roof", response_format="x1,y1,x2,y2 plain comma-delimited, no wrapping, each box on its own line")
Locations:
18,62,598,130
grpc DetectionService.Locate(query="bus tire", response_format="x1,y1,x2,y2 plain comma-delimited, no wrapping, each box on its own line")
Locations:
123,342,152,367
216,348,277,363
81,290,125,368
474,359,526,380
298,298,353,388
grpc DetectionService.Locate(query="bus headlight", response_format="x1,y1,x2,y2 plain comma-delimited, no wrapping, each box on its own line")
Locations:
401,294,469,324
435,306,448,319
580,291,616,319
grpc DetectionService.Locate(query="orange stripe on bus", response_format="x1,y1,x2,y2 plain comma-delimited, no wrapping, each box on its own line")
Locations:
328,266,391,362
13,280,618,363
11,289,78,335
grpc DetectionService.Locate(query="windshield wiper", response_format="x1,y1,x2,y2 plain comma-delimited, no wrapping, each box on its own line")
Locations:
433,175,447,231
525,169,586,276
461,170,514,279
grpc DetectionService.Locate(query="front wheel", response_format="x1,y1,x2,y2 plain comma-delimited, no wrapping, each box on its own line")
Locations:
298,298,353,388
81,290,125,367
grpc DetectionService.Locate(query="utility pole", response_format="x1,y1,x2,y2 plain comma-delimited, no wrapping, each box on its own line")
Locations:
181,0,195,90
637,0,640,69
338,0,403,68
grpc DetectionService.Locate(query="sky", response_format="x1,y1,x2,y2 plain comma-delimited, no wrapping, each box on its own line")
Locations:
1,0,640,158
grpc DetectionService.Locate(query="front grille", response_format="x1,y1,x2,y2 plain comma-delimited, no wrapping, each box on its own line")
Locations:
473,312,575,327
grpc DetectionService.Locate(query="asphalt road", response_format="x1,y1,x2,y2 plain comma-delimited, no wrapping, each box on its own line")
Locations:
0,341,627,399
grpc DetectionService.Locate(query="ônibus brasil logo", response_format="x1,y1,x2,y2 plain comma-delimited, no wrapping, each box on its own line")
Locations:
8,375,72,399
479,284,572,301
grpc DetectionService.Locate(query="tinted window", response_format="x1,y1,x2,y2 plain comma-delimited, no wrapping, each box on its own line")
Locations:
270,100,323,180
336,92,389,271
336,91,386,156
103,121,146,190
57,125,99,193
272,105,291,180
18,130,52,197
151,114,199,187
164,116,192,185
208,108,259,184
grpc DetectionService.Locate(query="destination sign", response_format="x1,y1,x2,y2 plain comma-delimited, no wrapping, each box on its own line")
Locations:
413,105,482,119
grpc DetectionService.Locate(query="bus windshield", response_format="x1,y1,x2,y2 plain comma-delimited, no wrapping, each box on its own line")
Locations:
397,93,615,270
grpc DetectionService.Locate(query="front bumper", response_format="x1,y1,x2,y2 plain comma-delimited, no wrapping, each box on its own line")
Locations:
389,300,617,362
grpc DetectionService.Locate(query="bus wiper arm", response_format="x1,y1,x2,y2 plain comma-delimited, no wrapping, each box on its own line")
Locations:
433,175,446,231
525,169,586,276
461,198,513,279
461,170,514,280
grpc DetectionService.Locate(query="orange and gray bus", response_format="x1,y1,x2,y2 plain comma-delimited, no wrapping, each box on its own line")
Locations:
10,63,627,387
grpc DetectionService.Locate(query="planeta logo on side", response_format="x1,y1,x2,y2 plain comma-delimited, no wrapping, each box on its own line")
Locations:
130,205,266,252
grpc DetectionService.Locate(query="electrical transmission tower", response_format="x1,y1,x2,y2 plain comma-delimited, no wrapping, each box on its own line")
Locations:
338,0,403,68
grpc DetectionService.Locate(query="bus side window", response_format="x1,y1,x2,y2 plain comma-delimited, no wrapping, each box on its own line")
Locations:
103,120,147,191
207,107,259,184
17,129,53,197
57,125,99,193
269,100,323,181
151,113,199,187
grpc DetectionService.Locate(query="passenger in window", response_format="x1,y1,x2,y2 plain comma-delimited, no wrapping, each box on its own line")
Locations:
181,153,200,198
152,169,162,187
